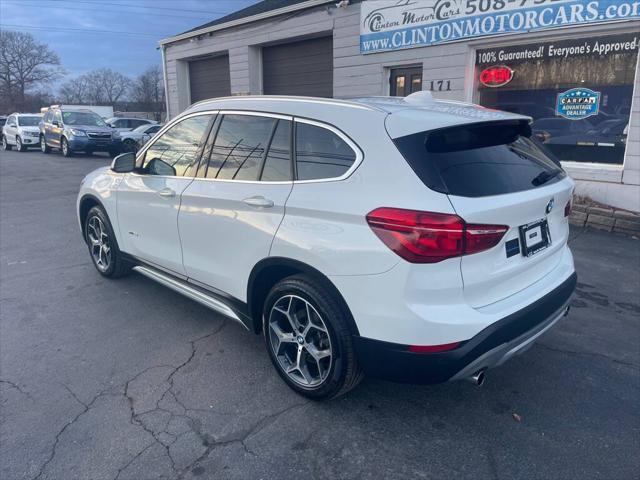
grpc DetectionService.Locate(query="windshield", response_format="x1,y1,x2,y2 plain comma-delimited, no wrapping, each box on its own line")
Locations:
17,116,40,127
62,111,106,127
393,121,565,198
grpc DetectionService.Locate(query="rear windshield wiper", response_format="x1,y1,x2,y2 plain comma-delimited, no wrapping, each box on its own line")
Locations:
531,170,561,186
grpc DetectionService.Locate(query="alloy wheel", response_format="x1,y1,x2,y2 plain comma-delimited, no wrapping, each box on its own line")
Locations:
17,138,22,150
40,137,46,152
87,216,111,272
2,136,6,150
62,139,68,156
268,295,332,387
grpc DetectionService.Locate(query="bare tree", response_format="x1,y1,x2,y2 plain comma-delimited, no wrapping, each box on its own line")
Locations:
58,76,90,104
132,65,165,120
0,30,65,111
85,68,131,106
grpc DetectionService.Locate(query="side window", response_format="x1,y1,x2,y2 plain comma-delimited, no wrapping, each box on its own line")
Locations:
261,120,292,181
54,110,63,125
7,115,15,126
115,119,129,128
142,114,212,177
295,122,356,181
44,111,52,123
206,114,276,181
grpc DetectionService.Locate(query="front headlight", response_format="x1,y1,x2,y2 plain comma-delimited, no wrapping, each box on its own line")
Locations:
70,129,86,137
112,130,120,138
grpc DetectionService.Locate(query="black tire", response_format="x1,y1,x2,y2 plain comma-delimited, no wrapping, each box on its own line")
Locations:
84,206,131,278
17,136,27,152
61,137,73,157
262,274,363,400
40,135,51,153
2,135,11,151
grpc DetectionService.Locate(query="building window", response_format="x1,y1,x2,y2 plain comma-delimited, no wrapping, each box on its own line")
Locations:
390,66,422,97
475,33,638,165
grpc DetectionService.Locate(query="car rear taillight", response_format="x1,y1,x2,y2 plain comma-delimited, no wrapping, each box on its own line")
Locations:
366,207,508,264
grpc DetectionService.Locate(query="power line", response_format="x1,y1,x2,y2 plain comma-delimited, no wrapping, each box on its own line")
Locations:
11,0,235,15
0,23,163,38
1,0,217,20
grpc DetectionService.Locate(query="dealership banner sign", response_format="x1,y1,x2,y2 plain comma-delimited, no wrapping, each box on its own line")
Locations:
475,32,639,65
360,0,640,54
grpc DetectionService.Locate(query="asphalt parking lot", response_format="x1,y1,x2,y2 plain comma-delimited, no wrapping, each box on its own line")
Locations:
1,148,639,480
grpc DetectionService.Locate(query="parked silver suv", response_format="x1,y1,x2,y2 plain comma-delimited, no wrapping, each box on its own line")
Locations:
2,113,42,152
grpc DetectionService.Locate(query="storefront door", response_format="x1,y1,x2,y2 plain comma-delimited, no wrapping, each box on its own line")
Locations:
390,67,422,97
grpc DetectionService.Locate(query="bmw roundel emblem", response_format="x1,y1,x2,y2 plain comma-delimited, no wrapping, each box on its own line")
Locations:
546,198,555,214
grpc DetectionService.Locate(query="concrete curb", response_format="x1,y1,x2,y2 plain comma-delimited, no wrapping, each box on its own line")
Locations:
570,203,640,235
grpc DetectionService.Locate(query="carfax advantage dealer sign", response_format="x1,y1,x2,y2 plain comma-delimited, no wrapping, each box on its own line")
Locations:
360,0,640,54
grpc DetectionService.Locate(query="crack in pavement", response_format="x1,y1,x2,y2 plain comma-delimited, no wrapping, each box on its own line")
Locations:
117,321,230,479
537,342,639,369
30,385,117,480
176,401,310,480
25,319,311,480
0,379,32,400
29,322,229,480
113,442,156,480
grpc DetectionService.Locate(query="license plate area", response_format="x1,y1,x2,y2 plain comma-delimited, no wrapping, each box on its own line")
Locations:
519,218,550,257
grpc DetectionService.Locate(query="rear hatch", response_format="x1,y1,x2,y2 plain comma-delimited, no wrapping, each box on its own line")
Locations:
392,119,574,308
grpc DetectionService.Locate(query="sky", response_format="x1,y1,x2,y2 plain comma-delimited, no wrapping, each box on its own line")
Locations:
0,0,259,81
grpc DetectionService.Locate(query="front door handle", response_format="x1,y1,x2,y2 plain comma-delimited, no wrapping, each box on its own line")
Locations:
243,196,274,208
157,188,176,198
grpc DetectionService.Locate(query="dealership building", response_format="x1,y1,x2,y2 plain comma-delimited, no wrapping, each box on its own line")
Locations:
160,0,640,211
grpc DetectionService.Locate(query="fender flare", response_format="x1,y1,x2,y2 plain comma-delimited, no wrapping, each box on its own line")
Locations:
247,257,360,336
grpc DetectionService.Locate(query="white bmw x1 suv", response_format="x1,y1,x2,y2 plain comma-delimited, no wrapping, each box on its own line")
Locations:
77,93,576,399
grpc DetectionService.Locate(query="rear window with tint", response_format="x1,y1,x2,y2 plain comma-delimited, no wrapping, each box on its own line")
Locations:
393,121,565,198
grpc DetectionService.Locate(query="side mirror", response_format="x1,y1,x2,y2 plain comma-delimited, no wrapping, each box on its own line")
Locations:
111,152,136,173
52,121,60,127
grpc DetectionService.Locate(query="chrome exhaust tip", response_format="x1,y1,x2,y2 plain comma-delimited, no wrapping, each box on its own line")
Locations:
468,370,486,387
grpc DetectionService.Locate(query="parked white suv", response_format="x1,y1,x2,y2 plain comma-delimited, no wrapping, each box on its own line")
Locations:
2,113,42,151
105,117,157,132
76,94,576,399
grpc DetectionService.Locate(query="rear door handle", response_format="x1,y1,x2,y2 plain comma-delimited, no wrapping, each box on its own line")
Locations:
157,188,176,198
243,196,274,208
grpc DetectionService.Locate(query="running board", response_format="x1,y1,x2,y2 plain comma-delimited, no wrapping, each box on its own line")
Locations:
132,265,248,329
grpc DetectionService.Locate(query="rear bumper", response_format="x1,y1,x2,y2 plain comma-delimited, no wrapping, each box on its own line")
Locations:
353,272,577,384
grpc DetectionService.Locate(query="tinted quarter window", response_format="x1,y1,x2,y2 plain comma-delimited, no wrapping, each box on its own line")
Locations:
206,114,276,181
142,114,212,177
393,121,565,197
261,120,292,181
295,122,356,180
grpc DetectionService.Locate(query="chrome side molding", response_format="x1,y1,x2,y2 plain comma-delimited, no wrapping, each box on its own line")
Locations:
132,265,247,329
